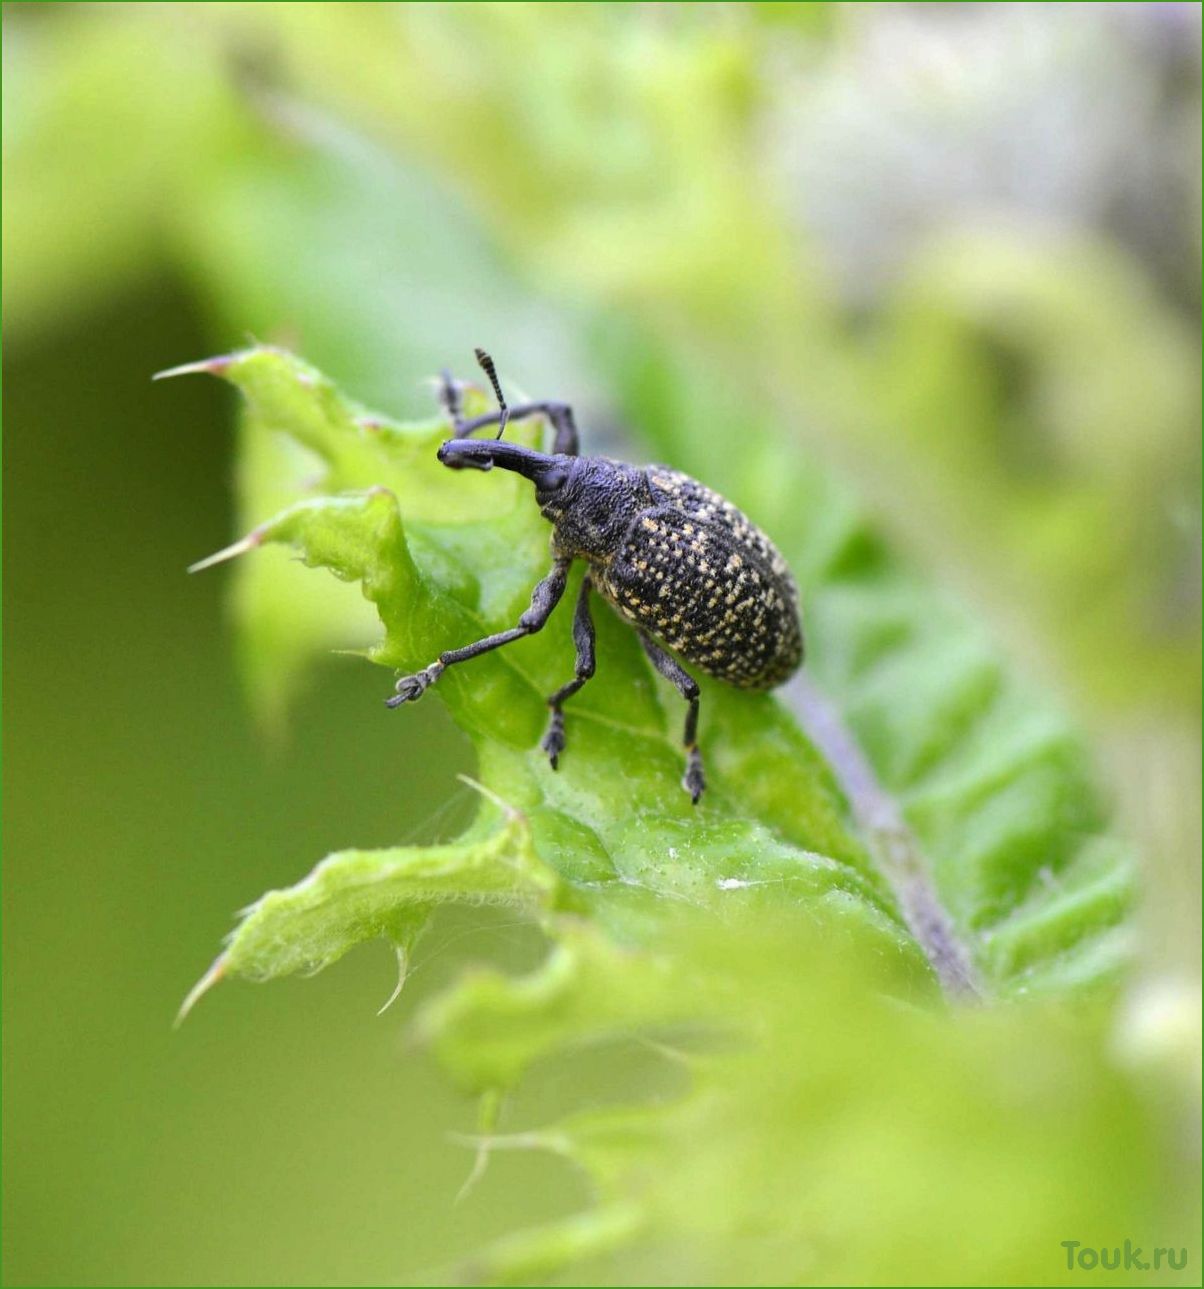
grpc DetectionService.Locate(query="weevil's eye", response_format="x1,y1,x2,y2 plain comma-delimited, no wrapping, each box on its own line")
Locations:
536,467,569,492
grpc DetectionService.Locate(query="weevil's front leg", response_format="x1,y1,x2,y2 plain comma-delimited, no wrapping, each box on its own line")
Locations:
541,575,597,769
438,349,580,455
638,632,705,804
445,401,580,458
386,559,571,708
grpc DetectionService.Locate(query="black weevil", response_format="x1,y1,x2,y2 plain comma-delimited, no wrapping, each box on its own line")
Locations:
387,350,804,803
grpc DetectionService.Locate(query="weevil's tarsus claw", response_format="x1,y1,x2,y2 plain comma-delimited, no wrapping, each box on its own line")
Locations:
540,710,566,770
683,748,705,805
386,663,443,708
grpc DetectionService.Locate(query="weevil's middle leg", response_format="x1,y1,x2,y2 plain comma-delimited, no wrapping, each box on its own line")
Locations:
386,560,571,708
541,575,596,769
638,633,705,804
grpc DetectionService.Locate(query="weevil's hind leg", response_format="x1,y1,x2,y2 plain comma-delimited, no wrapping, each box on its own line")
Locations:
638,633,705,804
541,575,596,769
386,560,571,708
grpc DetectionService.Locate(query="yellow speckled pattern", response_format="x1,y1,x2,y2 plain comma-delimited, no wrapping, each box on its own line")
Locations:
592,466,803,689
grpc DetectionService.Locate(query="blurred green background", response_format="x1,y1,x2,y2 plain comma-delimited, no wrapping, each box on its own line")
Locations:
4,3,1199,1285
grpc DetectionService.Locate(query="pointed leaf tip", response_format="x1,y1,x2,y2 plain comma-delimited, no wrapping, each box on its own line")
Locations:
376,944,409,1016
175,954,226,1028
152,354,237,382
187,531,263,574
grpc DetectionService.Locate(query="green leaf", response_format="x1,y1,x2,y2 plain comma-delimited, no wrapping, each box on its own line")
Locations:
177,796,558,1025
419,915,1168,1287
175,340,1140,1011
174,345,929,1012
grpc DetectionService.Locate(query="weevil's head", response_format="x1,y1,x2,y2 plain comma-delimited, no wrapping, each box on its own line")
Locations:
436,438,572,513
436,439,638,558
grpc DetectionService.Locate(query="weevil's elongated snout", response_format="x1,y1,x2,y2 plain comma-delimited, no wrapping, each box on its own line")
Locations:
437,438,557,480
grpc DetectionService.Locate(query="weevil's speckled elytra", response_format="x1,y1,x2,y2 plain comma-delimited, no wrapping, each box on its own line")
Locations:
387,350,804,803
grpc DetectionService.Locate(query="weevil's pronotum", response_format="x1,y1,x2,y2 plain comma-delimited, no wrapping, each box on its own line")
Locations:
387,350,804,804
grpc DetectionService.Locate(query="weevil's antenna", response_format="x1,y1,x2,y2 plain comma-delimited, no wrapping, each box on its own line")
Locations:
473,347,509,440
